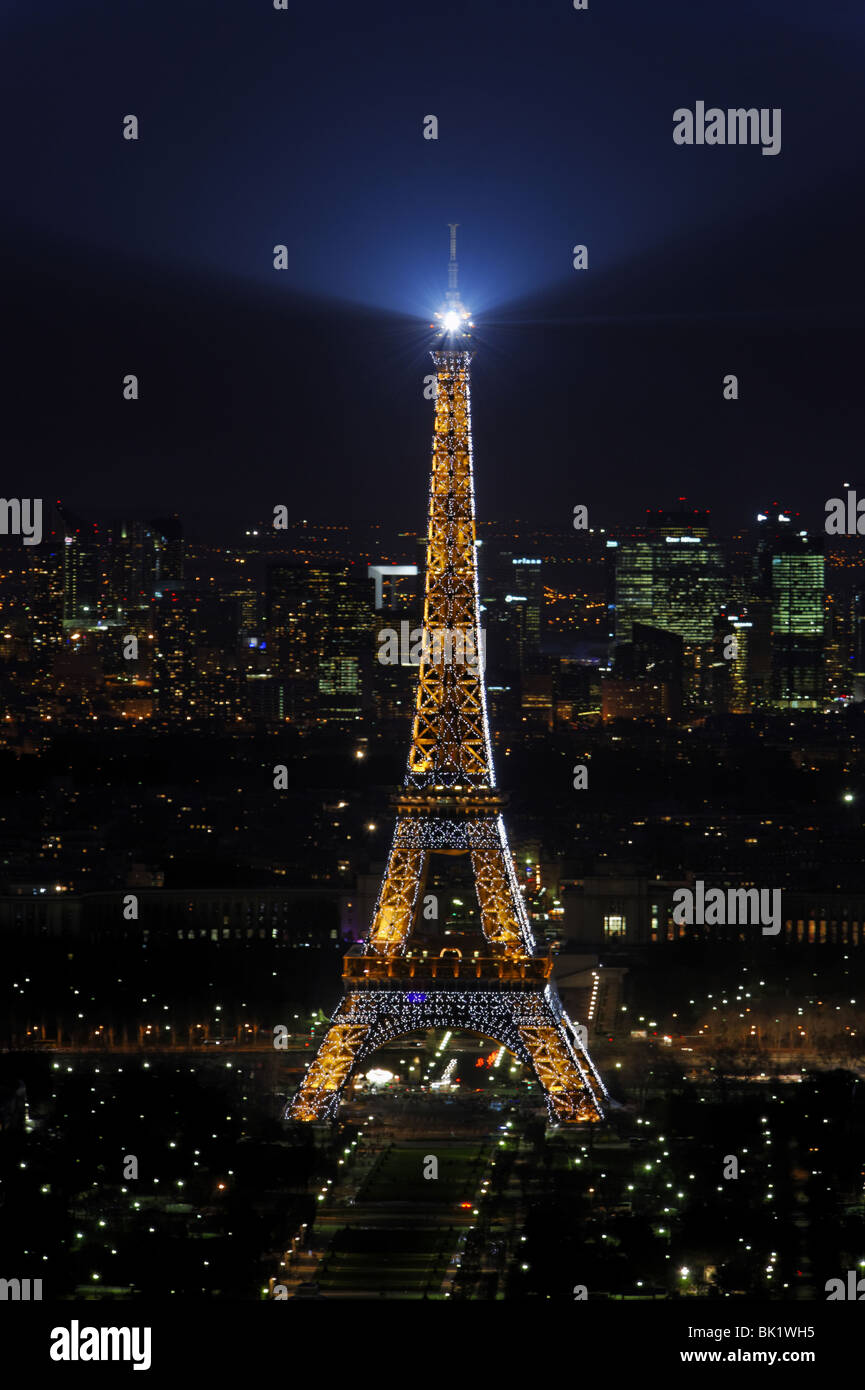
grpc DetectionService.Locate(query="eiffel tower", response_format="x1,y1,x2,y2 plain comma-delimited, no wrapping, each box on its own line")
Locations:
288,229,607,1124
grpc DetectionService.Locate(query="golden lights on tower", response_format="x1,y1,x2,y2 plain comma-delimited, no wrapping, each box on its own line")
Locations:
288,229,606,1126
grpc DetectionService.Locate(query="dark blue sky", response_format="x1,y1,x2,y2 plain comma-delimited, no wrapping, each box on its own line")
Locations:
3,0,864,534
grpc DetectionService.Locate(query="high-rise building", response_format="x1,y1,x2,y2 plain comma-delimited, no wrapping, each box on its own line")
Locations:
266,562,372,724
508,556,543,669
481,553,543,676
106,517,185,616
755,515,825,708
147,516,184,589
59,513,101,624
824,592,856,701
368,562,421,723
151,587,194,723
21,534,64,656
614,509,724,644
150,585,242,725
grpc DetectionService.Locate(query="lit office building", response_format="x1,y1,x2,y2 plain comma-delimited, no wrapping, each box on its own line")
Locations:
755,514,825,708
614,510,724,643
266,562,372,724
481,554,543,676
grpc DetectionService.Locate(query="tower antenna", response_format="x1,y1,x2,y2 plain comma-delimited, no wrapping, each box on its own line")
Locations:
436,224,471,336
447,222,459,299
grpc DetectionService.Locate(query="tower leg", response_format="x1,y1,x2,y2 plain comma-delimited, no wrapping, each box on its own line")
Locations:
288,996,377,1121
507,994,606,1122
469,819,534,953
368,840,427,953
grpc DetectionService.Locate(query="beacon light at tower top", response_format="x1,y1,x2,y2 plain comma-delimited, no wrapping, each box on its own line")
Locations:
432,221,473,337
434,305,473,337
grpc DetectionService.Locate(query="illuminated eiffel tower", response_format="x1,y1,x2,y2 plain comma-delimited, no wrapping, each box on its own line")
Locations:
289,229,607,1124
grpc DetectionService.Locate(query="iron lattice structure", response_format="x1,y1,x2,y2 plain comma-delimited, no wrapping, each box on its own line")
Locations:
288,335,608,1125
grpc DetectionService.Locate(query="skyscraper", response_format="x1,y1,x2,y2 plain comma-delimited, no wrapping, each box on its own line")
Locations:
614,509,724,644
58,506,100,625
755,514,825,708
481,552,543,677
266,562,372,725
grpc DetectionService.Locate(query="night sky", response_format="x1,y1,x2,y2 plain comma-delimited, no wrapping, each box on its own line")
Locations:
3,0,863,535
